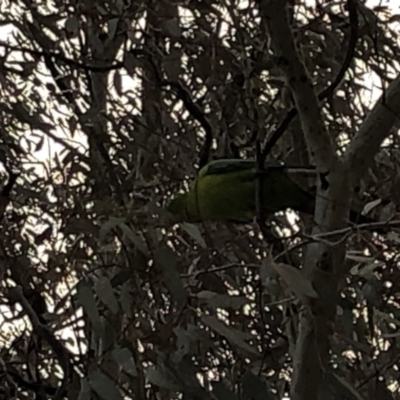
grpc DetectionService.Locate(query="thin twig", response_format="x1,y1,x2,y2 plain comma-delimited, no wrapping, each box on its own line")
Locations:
0,41,123,72
261,0,359,160
273,219,400,261
131,50,213,169
10,286,71,400
180,263,260,278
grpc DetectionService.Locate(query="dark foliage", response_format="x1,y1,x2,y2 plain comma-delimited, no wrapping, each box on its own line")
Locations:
0,0,399,399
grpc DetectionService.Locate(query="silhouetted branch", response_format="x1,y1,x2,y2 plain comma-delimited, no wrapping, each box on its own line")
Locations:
131,49,213,169
160,80,213,169
10,286,71,400
261,0,359,161
0,41,123,72
7,370,57,396
0,169,19,220
345,72,400,183
255,141,268,233
261,1,337,171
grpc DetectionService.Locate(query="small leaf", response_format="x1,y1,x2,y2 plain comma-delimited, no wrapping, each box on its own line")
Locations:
68,117,77,137
35,226,52,245
101,317,116,352
212,381,240,400
197,292,247,310
350,261,383,278
78,378,91,400
340,305,355,338
35,135,45,152
260,256,272,284
146,367,180,391
112,347,138,376
362,198,381,215
382,332,400,338
111,269,132,288
88,369,123,400
113,70,123,96
107,18,119,40
99,218,121,242
76,281,102,333
98,218,149,256
362,282,378,304
260,256,280,295
65,16,79,33
387,231,400,243
154,247,187,305
380,201,396,221
161,18,181,37
273,263,318,299
180,222,207,248
117,222,150,256
346,253,374,263
201,315,258,355
323,372,366,400
173,325,211,362
116,0,125,12
196,291,217,300
94,276,119,314
120,282,133,317
123,52,138,75
242,371,274,400
172,327,191,362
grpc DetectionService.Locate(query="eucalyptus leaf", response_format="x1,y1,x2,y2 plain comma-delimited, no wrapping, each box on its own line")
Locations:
112,347,138,376
155,246,187,305
76,281,102,333
273,263,318,299
180,222,207,248
88,369,123,400
94,276,119,314
242,371,274,400
201,315,258,355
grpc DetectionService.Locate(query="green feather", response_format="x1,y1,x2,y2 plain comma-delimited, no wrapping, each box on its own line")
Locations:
167,159,315,223
201,159,286,177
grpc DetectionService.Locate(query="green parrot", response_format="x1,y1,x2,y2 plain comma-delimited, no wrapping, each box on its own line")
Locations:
167,159,373,225
167,159,316,223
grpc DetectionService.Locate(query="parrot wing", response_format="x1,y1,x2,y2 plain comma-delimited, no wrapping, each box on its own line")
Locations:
201,159,285,178
167,158,376,227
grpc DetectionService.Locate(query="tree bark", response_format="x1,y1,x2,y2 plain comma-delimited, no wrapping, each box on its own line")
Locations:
259,1,400,399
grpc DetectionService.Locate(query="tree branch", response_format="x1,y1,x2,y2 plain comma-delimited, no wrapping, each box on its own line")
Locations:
344,73,400,183
259,2,354,400
131,49,213,169
10,286,71,400
262,0,359,159
0,40,123,72
259,0,338,172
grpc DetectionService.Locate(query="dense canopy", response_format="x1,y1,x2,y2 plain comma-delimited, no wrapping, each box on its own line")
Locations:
0,1,400,399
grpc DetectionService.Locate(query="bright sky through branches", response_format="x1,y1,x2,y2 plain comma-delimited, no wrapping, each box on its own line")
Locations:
0,1,399,397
